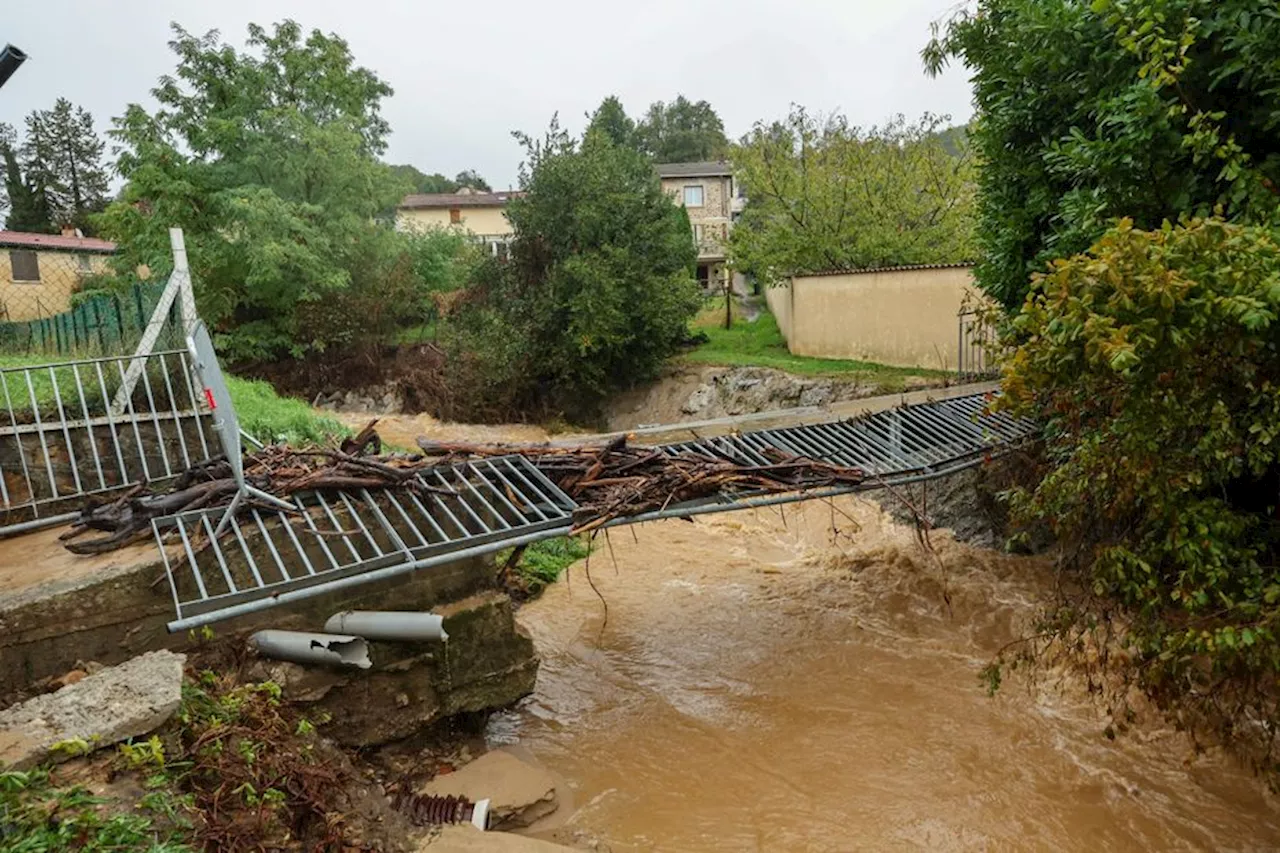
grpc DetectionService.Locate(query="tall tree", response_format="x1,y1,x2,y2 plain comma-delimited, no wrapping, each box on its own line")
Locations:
453,169,490,192
98,20,403,360
1,122,54,233
924,0,1280,308
635,96,728,163
22,98,110,231
729,109,976,283
585,95,636,149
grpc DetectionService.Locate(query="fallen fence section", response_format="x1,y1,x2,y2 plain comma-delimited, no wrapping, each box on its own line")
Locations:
1,349,215,535
155,455,578,630
154,392,1035,631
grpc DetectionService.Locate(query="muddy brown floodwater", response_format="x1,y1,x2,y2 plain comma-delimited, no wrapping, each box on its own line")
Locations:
488,497,1280,852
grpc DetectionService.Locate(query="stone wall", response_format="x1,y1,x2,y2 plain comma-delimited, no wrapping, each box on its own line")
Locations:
0,542,500,692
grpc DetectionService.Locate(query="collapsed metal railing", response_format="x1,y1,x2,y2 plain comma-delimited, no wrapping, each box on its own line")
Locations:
152,383,1036,630
155,455,578,630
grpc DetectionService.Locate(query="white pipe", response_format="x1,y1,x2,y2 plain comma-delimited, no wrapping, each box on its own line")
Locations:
472,798,490,830
249,630,372,669
323,610,449,642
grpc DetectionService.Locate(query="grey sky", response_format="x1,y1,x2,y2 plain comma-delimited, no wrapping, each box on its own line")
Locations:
1,0,973,189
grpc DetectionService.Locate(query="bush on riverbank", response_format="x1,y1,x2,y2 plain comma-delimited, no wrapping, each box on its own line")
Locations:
995,218,1280,771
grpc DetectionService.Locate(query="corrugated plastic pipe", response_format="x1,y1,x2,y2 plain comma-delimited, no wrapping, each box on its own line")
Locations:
324,611,448,642
249,630,372,669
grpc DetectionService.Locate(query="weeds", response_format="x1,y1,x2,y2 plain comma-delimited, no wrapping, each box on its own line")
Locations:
0,767,193,852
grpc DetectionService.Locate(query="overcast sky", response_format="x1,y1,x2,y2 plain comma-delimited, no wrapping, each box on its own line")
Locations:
1,0,973,189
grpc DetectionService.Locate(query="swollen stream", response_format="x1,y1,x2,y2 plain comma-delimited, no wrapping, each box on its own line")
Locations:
488,497,1280,851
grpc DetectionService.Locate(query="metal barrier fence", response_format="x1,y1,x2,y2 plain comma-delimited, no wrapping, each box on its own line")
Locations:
958,309,999,379
0,348,215,534
155,455,578,630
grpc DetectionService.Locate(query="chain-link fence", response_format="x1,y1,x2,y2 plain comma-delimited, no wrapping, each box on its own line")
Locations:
0,243,183,357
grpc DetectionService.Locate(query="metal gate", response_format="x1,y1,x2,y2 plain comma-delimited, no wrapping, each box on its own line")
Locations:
1,349,214,534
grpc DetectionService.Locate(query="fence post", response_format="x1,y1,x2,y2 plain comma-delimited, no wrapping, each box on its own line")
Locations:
112,228,195,415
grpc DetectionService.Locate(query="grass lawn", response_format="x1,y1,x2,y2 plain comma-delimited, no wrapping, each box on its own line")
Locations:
682,301,949,389
0,353,347,447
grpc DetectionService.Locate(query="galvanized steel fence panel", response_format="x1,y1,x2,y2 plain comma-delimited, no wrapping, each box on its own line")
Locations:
153,454,578,630
0,349,215,533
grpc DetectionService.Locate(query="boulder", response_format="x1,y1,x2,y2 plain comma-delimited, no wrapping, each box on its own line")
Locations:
420,750,558,830
0,650,185,769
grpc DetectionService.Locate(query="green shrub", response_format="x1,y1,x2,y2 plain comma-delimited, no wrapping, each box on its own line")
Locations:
998,217,1280,767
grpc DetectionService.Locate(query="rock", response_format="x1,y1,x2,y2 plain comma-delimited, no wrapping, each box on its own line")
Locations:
798,384,833,407
420,750,558,830
681,385,715,415
0,650,185,769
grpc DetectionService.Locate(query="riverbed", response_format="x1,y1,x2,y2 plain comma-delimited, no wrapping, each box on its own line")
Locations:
490,497,1280,852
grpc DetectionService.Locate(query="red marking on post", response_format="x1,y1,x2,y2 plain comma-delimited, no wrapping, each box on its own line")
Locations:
204,388,216,410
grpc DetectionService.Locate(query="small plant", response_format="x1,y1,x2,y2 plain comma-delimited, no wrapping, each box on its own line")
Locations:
119,734,167,770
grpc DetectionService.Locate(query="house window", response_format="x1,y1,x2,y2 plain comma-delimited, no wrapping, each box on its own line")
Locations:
449,208,462,224
9,250,39,283
696,264,710,286
693,224,705,243
683,185,704,207
77,254,94,275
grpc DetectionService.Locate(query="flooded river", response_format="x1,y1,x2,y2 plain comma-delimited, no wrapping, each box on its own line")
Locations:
490,497,1280,852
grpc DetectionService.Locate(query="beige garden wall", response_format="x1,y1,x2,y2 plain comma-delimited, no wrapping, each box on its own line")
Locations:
767,266,981,370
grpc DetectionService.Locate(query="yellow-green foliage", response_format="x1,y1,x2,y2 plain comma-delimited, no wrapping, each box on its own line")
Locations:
997,218,1280,767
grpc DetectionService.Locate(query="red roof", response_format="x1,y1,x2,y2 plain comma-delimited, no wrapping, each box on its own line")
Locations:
0,230,117,254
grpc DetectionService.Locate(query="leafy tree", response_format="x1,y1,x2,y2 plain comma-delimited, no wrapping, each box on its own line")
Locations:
585,95,636,149
924,0,1280,308
441,119,700,420
98,20,405,360
635,95,728,163
729,108,976,283
453,169,491,192
21,98,110,232
1,122,54,233
390,164,456,194
995,218,1280,770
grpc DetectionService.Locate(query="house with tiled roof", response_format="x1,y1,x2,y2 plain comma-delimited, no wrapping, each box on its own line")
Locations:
0,228,117,321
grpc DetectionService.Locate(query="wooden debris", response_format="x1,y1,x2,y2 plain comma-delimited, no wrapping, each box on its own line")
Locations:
416,434,865,534
60,423,865,555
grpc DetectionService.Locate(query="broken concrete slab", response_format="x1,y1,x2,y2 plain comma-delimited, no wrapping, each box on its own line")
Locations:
420,749,559,831
0,649,185,769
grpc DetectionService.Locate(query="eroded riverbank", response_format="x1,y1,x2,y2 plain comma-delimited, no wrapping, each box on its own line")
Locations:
492,497,1280,852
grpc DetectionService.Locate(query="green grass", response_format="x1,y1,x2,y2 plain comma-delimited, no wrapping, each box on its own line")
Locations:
682,306,948,390
224,376,349,446
392,322,437,345
500,535,591,593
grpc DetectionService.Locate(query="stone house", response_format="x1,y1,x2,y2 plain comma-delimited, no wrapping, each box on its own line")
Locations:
656,160,745,292
0,229,116,322
394,188,521,258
